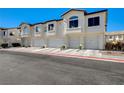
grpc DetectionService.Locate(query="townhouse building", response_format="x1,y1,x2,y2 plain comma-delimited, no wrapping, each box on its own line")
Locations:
105,31,124,42
0,9,110,49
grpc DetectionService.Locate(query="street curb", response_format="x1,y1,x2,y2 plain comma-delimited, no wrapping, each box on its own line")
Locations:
0,49,124,63
36,51,124,63
1,50,124,74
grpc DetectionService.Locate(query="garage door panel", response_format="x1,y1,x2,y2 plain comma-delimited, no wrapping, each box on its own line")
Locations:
33,38,45,47
85,36,98,49
48,38,64,48
69,38,80,48
22,38,31,47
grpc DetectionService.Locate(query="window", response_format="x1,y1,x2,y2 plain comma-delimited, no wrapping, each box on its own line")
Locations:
44,27,47,32
69,16,78,28
118,35,122,38
3,31,6,36
23,26,30,34
109,36,112,39
48,24,54,31
88,16,100,27
35,26,41,32
9,32,14,36
44,30,47,32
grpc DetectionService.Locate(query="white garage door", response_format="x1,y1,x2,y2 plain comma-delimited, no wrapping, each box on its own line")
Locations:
69,38,80,48
48,38,64,48
22,38,31,47
33,38,45,47
85,36,98,49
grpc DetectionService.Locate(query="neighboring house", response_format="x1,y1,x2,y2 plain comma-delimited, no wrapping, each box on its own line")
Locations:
0,28,5,45
18,9,108,49
0,27,21,46
105,31,124,42
0,28,8,44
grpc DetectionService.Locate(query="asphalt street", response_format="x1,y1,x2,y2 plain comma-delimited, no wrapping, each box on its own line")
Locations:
0,51,124,85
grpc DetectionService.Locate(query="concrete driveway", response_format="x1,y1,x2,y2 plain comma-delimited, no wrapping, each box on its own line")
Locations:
0,51,124,85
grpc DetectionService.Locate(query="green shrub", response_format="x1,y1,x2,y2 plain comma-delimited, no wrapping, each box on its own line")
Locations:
105,41,115,50
105,41,124,51
22,45,30,47
1,43,8,48
42,45,46,48
61,44,66,50
12,43,21,47
79,44,83,50
121,42,124,51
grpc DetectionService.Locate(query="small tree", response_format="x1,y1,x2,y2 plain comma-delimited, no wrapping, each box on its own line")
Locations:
105,40,124,51
121,42,124,51
60,44,67,50
105,41,114,50
0,38,4,47
42,44,47,48
79,44,83,50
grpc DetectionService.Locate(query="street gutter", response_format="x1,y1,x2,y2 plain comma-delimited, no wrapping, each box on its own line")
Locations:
1,49,124,75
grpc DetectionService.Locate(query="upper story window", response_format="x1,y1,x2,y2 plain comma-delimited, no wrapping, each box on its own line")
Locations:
44,27,47,32
35,26,41,33
23,26,30,34
109,36,112,39
69,16,78,28
118,35,123,39
9,32,14,36
48,24,54,31
3,31,6,36
88,16,100,27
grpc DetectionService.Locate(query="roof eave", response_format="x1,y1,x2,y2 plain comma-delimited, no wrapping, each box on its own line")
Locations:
61,9,87,17
85,9,108,15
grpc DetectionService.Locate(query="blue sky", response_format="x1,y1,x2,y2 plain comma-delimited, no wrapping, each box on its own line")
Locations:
0,8,124,32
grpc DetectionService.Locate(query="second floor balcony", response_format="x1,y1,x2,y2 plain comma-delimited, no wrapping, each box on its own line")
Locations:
46,30,56,36
21,32,30,37
34,33,41,37
65,27,82,34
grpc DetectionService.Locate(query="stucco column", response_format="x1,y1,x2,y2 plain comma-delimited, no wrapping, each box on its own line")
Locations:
98,33,105,50
63,35,69,47
30,37,33,47
80,34,84,49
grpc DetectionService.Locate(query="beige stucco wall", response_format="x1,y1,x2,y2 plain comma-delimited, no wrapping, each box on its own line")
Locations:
85,12,106,33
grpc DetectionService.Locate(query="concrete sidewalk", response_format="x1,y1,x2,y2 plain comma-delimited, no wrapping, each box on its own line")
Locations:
0,47,124,62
